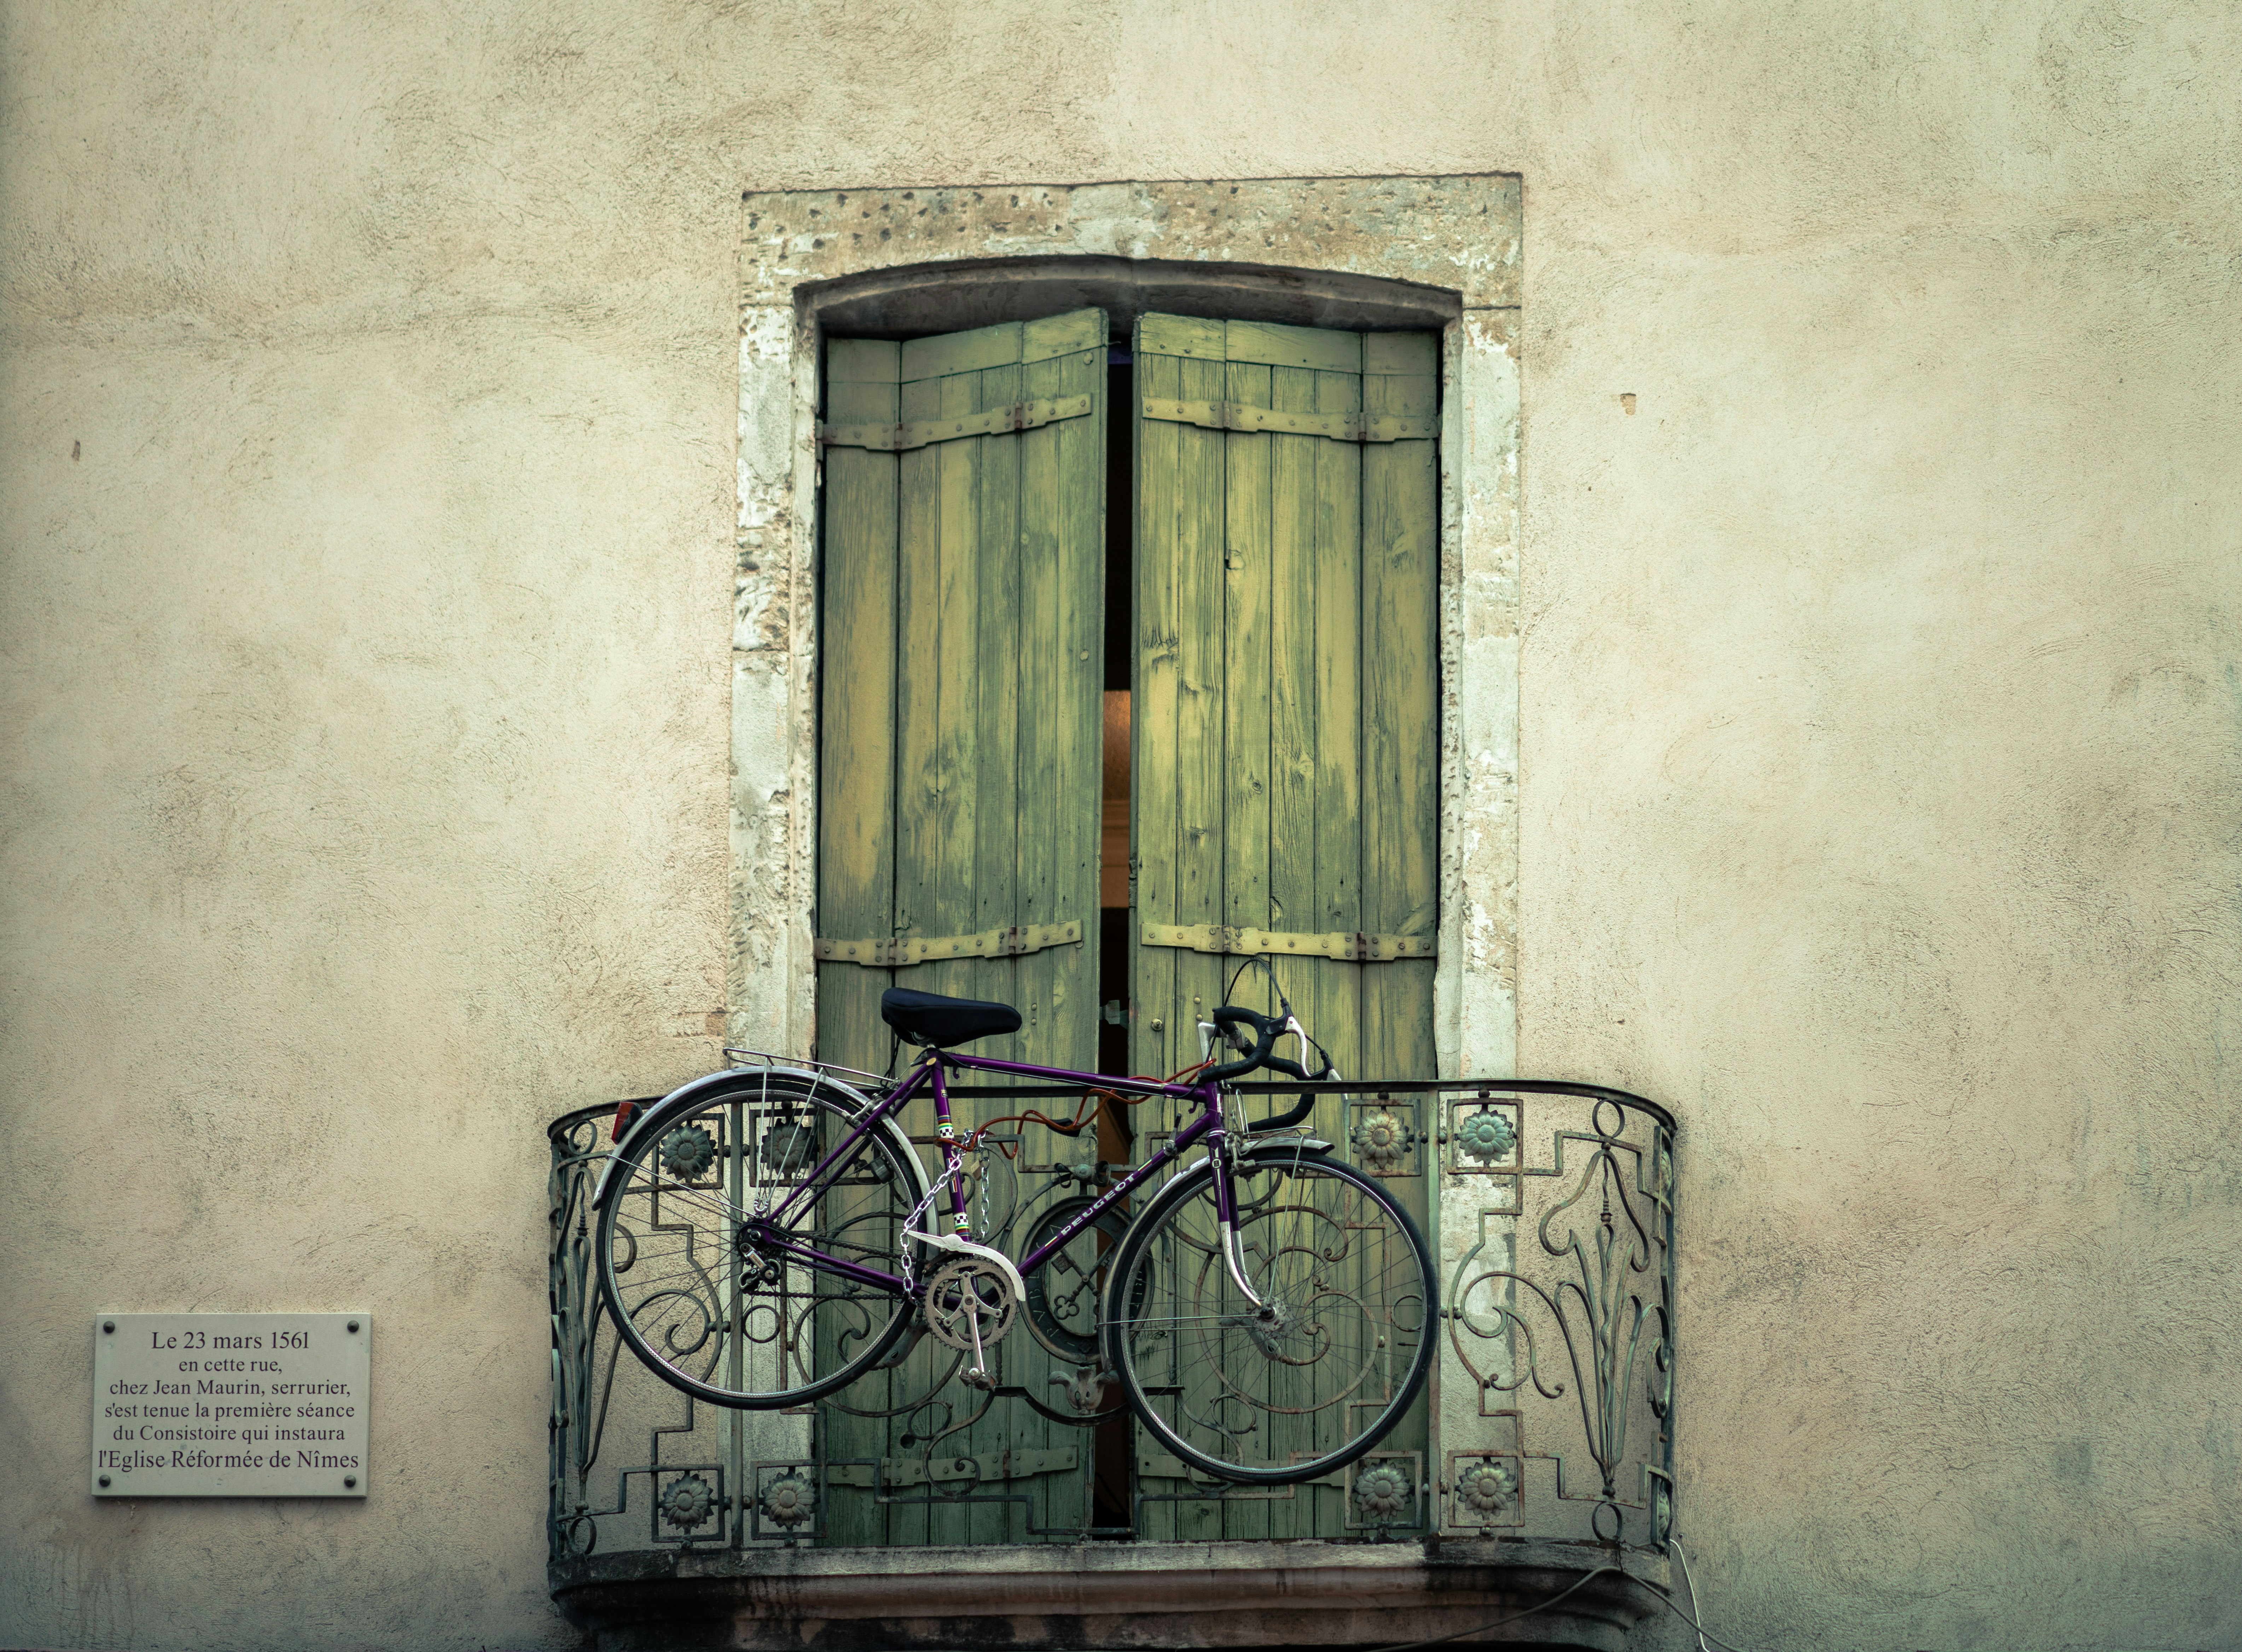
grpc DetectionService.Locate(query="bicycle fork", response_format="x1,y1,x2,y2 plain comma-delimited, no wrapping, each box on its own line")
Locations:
1211,1143,1270,1314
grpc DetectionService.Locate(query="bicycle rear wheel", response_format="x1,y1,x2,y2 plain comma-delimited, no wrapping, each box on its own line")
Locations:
1100,1147,1434,1484
596,1071,929,1408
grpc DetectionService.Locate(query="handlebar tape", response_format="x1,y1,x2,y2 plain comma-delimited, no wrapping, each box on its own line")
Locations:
1201,1006,1332,1129
1202,1006,1282,1083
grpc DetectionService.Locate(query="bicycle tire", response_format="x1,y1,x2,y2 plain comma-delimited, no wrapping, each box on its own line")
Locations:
596,1070,930,1409
1100,1146,1435,1484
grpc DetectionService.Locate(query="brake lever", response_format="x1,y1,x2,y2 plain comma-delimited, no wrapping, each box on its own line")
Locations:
1263,1016,1328,1082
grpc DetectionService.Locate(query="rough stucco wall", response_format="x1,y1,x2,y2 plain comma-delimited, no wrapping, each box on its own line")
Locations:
1,4,2236,1651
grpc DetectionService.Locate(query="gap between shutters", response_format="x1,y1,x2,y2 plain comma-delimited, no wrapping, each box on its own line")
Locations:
814,920,1085,968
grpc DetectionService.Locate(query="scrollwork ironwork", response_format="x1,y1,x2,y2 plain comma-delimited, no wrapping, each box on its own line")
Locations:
1440,1088,1675,1548
552,1073,1675,1560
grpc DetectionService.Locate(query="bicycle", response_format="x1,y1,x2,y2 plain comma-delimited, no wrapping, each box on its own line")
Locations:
591,978,1435,1485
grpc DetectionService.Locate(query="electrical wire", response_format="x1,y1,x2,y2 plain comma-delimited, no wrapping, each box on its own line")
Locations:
1223,952,1299,1021
1363,1566,1621,1651
1363,1550,1760,1652
1222,952,1271,1007
1672,1537,1714,1652
1214,955,1341,1080
1647,1578,1756,1652
964,1058,1213,1159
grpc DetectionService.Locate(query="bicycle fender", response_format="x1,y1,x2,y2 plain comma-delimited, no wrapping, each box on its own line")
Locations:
589,1065,916,1212
1171,1137,1336,1174
1121,1136,1340,1234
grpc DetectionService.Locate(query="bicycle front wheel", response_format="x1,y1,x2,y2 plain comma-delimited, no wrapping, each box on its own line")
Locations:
596,1071,928,1408
1101,1147,1434,1484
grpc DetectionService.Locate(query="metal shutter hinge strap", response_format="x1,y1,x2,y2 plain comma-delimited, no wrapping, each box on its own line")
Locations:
815,920,1084,969
818,394,1094,453
1139,923,1435,962
1139,398,1437,445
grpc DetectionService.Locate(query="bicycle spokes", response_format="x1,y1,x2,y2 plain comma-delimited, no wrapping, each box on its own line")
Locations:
1108,1154,1433,1483
598,1080,924,1409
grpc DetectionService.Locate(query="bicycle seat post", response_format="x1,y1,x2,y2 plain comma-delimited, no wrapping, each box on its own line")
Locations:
928,1055,973,1240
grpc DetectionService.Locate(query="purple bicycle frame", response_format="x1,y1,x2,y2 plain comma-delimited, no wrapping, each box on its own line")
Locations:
736,1051,1241,1297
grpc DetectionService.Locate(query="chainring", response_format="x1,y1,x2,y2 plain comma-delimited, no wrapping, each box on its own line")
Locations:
923,1257,1018,1355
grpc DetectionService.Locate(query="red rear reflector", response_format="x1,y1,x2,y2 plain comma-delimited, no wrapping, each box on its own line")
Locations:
612,1101,640,1141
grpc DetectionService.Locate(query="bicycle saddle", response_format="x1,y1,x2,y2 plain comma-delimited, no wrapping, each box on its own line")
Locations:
879,987,1023,1048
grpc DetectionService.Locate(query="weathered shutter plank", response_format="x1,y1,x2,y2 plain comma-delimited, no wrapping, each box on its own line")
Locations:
1361,334,1440,1089
1270,353,1366,1146
818,339,901,1113
1224,352,1274,1028
1310,354,1366,1094
974,348,1024,1073
1132,343,1181,1086
1134,326,1232,1099
1137,311,1225,361
1169,337,1228,1158
902,319,1025,381
1016,334,1063,1075
1015,313,1103,1087
1222,317,1362,373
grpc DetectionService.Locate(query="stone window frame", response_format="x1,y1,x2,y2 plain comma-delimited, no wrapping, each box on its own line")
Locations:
731,175,1522,1080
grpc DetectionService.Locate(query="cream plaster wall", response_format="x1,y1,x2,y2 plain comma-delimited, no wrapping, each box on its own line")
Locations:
2,4,2236,1651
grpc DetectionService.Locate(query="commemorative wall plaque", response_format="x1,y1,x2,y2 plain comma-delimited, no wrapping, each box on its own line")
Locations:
93,1312,370,1497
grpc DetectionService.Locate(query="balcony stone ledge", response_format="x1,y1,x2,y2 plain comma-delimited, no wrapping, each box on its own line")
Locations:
550,1536,1674,1650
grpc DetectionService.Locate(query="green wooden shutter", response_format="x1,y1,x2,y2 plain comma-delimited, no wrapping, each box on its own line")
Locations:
819,308,1105,1072
816,308,1107,1543
1131,314,1439,1541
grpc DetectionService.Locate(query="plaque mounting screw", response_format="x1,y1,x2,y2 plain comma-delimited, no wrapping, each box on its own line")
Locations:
99,1475,111,1488
344,1476,357,1489
347,1321,360,1333
102,1321,114,1334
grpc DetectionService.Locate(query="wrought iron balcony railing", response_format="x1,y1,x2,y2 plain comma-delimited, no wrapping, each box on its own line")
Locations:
548,1075,1673,1572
